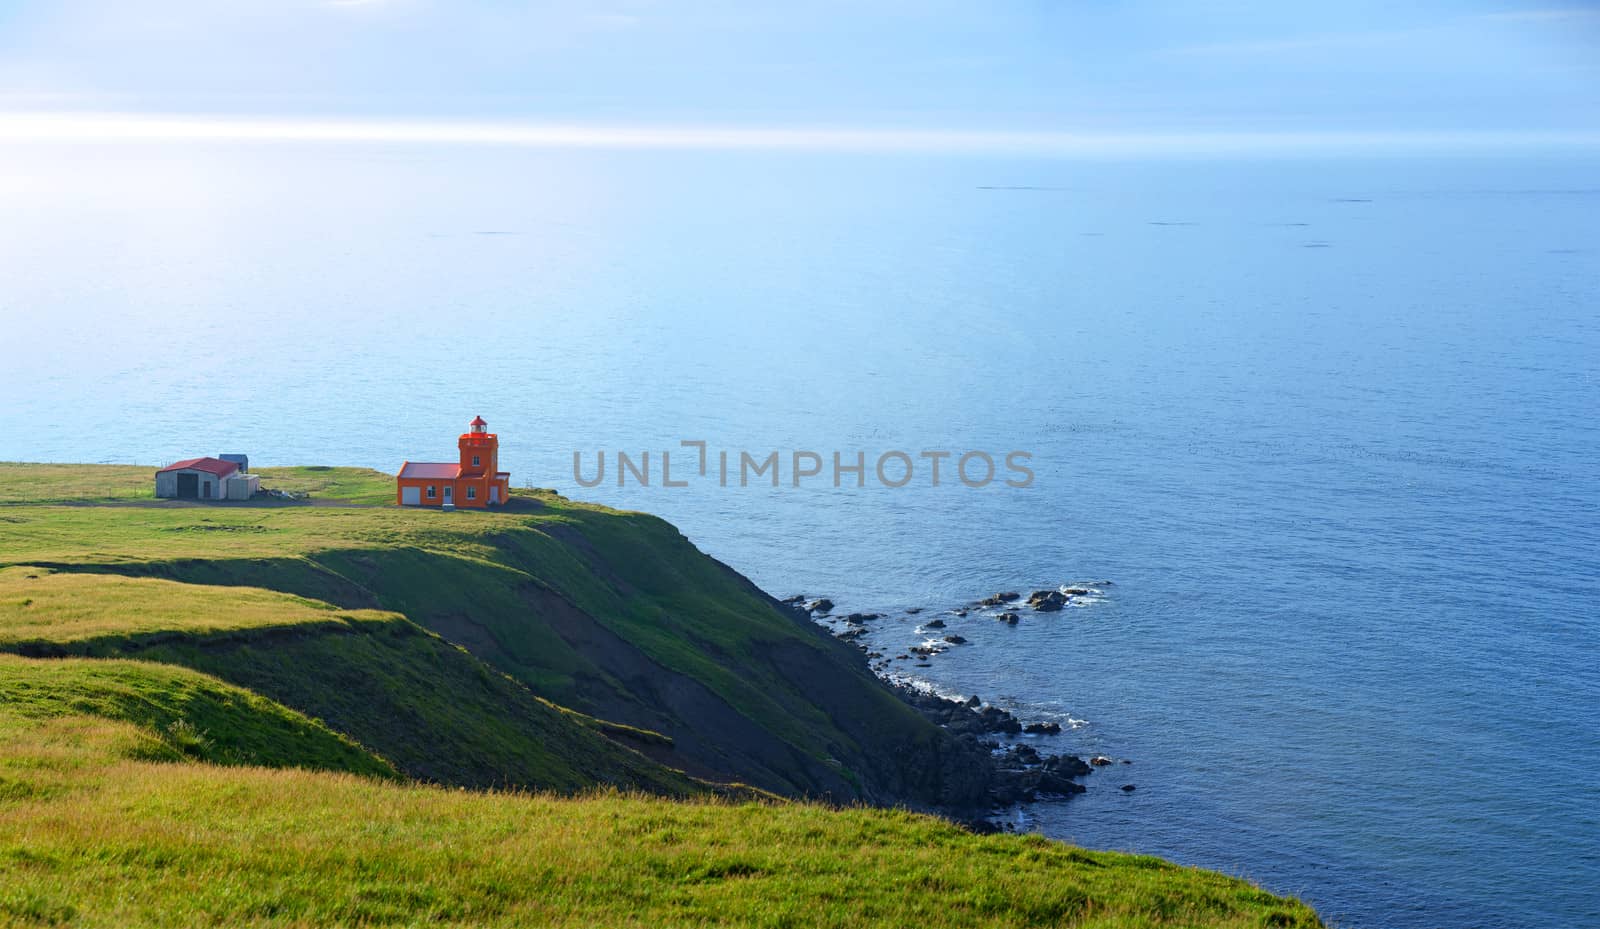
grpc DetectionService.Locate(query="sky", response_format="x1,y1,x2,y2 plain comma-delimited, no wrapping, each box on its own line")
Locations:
0,1,1596,153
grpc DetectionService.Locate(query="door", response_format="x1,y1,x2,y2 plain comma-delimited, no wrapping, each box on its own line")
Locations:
401,486,420,506
489,485,500,504
176,473,198,499
443,486,453,504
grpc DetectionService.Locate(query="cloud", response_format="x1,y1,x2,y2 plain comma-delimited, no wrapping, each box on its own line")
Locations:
1,112,1596,156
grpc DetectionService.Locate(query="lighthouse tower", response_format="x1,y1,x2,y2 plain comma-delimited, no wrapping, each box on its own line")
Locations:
459,415,499,479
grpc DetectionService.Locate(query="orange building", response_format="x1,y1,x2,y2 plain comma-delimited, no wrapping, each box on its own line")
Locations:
396,416,511,508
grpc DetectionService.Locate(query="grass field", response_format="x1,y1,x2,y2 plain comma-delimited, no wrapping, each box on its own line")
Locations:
0,714,1322,929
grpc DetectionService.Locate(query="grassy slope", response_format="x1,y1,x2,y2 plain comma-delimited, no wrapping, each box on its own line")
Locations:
0,719,1322,929
0,471,965,802
0,654,394,777
0,568,701,796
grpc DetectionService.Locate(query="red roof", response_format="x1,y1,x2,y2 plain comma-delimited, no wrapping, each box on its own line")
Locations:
397,462,460,480
470,415,487,427
158,457,239,478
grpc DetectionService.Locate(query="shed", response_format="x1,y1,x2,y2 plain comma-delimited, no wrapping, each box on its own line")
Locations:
224,473,261,500
155,457,240,500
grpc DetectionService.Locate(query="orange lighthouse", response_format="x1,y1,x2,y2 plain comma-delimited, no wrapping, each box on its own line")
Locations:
396,416,511,508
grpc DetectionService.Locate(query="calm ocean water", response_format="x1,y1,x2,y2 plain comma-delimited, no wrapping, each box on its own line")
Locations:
2,144,1597,928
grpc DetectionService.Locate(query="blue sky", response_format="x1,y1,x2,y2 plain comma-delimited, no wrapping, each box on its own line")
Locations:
0,1,1595,151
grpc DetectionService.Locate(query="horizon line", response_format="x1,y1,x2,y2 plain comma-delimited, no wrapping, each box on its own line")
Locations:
2,112,1598,156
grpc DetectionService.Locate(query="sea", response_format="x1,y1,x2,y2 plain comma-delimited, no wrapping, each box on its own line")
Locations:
1,141,1596,928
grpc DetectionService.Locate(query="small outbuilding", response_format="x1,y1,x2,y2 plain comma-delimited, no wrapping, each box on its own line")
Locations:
155,457,259,501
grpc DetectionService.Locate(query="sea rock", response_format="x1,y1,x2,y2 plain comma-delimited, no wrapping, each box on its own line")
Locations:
1023,721,1062,735
924,619,947,629
952,609,969,617
997,612,1020,624
996,592,1020,602
942,635,967,645
1045,754,1092,778
1063,587,1090,596
965,695,981,708
1028,590,1066,612
780,594,807,605
1120,784,1136,792
846,612,881,622
1090,755,1113,767
906,607,923,615
1037,771,1088,795
807,598,834,613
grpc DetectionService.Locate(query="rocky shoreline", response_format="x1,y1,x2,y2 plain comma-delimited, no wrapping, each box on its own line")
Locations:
782,583,1129,824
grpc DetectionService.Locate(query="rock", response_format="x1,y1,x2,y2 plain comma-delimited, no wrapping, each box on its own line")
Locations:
1090,756,1113,767
780,594,807,605
995,591,1021,602
924,618,947,629
1044,755,1092,777
906,607,923,615
997,612,1019,624
1063,587,1090,596
943,635,967,645
978,596,1003,607
837,628,865,641
1028,590,1066,612
910,645,942,657
1120,784,1136,792
1023,721,1062,735
1038,771,1088,795
806,598,834,613
1121,759,1132,765
965,695,981,708
952,609,969,617
979,706,1022,734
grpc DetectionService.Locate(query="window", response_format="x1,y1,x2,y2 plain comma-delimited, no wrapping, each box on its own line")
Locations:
472,455,481,467
466,486,477,500
426,485,436,498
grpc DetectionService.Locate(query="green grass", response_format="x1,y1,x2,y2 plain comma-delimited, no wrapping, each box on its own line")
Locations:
0,480,937,798
0,463,156,504
0,567,703,796
0,654,395,776
0,462,395,506
0,566,398,646
0,716,1322,928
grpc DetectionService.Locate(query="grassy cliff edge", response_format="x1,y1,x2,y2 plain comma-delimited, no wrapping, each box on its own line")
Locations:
0,463,1323,928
